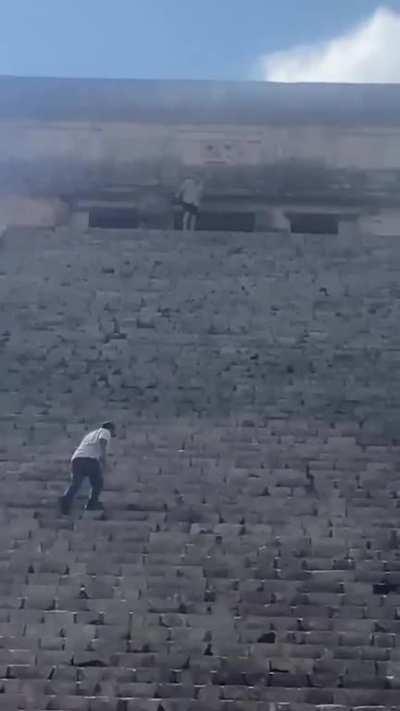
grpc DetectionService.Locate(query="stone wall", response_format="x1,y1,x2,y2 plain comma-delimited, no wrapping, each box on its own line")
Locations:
2,78,400,233
0,195,69,229
1,227,400,441
2,119,400,199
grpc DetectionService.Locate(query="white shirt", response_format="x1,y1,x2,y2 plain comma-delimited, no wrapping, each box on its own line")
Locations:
72,428,111,461
179,178,203,207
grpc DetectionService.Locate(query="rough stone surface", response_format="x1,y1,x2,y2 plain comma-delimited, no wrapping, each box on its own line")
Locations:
0,227,400,709
3,78,400,213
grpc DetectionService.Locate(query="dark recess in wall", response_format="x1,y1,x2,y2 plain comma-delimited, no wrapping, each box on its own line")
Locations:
289,212,339,235
89,207,139,229
198,212,255,232
173,211,255,232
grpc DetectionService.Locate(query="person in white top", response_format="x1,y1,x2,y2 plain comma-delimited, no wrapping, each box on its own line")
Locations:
176,176,203,231
59,422,116,514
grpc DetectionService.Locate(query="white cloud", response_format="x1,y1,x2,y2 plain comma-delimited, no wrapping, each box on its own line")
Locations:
261,6,400,83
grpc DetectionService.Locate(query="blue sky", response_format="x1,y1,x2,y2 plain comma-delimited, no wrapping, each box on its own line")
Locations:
1,1,400,81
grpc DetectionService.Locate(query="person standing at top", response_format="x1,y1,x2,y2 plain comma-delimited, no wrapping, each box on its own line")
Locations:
59,422,116,514
176,176,203,231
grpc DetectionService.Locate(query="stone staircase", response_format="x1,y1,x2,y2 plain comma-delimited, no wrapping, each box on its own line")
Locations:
1,227,400,709
1,420,400,709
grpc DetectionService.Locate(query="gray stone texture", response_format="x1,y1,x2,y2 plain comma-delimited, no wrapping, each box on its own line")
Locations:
0,227,399,709
1,227,400,430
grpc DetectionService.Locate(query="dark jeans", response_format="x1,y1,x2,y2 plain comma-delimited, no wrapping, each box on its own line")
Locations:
181,202,199,231
182,202,199,216
61,457,103,512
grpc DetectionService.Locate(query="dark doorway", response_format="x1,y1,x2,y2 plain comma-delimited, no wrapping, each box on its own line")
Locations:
197,211,255,232
288,212,339,235
89,208,139,229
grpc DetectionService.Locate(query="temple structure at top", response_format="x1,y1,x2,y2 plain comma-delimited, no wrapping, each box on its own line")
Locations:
1,75,400,236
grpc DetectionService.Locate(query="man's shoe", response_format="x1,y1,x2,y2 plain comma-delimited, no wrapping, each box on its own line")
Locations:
85,501,104,511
